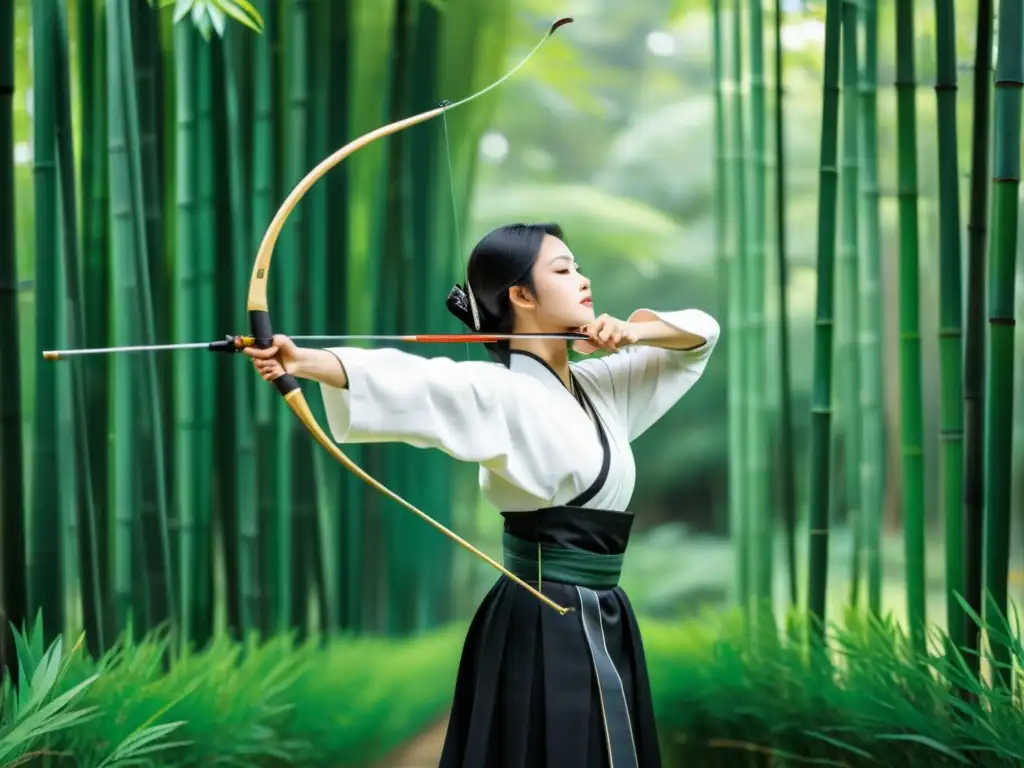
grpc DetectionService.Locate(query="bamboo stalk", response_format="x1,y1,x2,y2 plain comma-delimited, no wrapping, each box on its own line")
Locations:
78,0,96,332
983,0,1021,690
275,0,310,634
31,0,63,643
325,0,365,632
747,0,772,626
857,0,884,617
409,0,447,627
839,0,862,608
249,0,277,636
0,0,28,680
210,42,241,637
772,0,797,610
729,0,751,615
106,0,140,634
56,0,107,649
710,0,733,571
119,0,175,637
81,3,111,594
961,0,993,686
894,0,926,656
222,21,259,639
173,19,199,645
130,1,176,635
932,0,965,656
193,32,216,644
308,0,339,635
54,0,90,643
289,0,317,636
806,0,842,642
382,0,415,633
132,0,166,347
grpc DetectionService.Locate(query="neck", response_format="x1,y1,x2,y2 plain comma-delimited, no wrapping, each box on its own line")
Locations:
508,336,572,390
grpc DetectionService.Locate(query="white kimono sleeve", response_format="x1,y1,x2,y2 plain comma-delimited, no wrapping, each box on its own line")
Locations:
573,308,720,441
317,347,582,501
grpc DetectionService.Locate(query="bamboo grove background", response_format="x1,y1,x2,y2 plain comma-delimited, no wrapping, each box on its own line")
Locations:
1,0,1024,764
2,0,508,660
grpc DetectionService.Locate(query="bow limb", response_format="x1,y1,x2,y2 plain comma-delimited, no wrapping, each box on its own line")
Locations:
246,18,575,616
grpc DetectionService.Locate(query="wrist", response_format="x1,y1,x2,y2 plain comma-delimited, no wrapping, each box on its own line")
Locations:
290,347,314,378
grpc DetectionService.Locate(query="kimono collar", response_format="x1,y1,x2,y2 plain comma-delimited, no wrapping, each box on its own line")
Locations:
508,350,581,403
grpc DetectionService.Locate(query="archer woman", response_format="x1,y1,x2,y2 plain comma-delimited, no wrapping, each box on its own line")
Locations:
244,222,720,768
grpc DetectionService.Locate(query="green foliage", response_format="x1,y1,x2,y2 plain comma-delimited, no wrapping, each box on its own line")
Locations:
645,603,1024,766
7,603,1023,767
1,615,464,767
0,615,99,766
152,0,264,39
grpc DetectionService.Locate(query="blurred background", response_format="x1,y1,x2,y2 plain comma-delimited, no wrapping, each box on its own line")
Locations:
1,0,1022,765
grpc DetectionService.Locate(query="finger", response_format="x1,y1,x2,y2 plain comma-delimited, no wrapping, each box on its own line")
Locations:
244,345,279,359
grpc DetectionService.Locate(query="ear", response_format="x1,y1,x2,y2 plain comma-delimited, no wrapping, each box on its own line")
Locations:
507,284,536,311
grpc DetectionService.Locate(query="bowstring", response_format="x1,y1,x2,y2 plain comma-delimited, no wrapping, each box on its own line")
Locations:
440,108,471,364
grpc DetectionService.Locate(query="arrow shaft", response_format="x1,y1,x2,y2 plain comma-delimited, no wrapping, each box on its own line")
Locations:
42,332,588,359
43,341,212,358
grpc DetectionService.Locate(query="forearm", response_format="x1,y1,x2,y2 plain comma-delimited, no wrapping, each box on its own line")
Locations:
627,308,716,351
293,347,348,388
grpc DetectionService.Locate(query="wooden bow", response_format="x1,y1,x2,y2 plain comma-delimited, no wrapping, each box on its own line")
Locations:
246,18,575,615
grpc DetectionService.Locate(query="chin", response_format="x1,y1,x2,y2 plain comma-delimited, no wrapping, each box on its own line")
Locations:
574,307,596,325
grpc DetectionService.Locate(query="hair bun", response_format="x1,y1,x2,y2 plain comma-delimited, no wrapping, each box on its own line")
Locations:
446,284,476,331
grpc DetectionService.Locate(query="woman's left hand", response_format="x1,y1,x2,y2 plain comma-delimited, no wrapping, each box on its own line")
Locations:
573,314,639,355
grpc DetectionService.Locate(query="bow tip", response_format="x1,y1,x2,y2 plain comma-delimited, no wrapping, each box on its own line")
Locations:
549,17,573,35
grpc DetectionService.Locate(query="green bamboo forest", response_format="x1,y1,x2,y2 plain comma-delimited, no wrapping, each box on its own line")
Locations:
1,0,1023,764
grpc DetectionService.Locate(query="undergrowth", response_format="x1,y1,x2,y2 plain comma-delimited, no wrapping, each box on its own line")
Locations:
645,600,1024,767
3,597,1023,767
1,614,463,767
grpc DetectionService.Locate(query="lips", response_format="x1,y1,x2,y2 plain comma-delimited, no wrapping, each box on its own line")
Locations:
581,298,592,307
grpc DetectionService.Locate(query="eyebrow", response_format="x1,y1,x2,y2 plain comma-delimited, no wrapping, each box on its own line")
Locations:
549,254,575,265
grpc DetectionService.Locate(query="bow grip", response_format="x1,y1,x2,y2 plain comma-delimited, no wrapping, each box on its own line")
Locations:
249,309,300,396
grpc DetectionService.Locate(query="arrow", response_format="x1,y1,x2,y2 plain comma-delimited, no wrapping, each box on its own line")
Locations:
41,332,590,359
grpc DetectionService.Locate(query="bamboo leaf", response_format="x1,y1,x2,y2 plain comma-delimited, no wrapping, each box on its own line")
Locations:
802,731,877,760
99,721,189,766
190,2,213,39
173,0,190,23
214,0,264,32
0,675,99,762
107,739,193,763
874,734,970,763
206,3,226,37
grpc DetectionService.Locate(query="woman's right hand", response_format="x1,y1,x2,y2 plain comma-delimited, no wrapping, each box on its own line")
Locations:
240,333,302,382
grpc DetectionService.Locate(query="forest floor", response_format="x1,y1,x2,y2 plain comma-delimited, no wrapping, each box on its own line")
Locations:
377,715,450,768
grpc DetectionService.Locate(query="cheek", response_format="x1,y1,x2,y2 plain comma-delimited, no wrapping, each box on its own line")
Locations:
535,276,581,315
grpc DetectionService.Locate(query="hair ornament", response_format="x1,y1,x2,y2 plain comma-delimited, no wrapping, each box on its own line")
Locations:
465,281,481,331
446,284,479,331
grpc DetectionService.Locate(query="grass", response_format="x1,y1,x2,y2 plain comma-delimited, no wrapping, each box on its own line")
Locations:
1,613,465,767
645,601,1024,767
3,542,1023,767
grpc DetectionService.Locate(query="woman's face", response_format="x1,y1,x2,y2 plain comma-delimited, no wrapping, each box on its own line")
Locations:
510,234,595,330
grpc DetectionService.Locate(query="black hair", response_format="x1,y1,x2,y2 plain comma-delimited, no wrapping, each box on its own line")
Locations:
447,222,564,365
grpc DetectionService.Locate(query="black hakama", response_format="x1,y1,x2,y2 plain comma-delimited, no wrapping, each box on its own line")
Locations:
438,505,661,768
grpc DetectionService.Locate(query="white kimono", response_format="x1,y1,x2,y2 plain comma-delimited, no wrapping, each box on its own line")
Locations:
319,308,720,513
